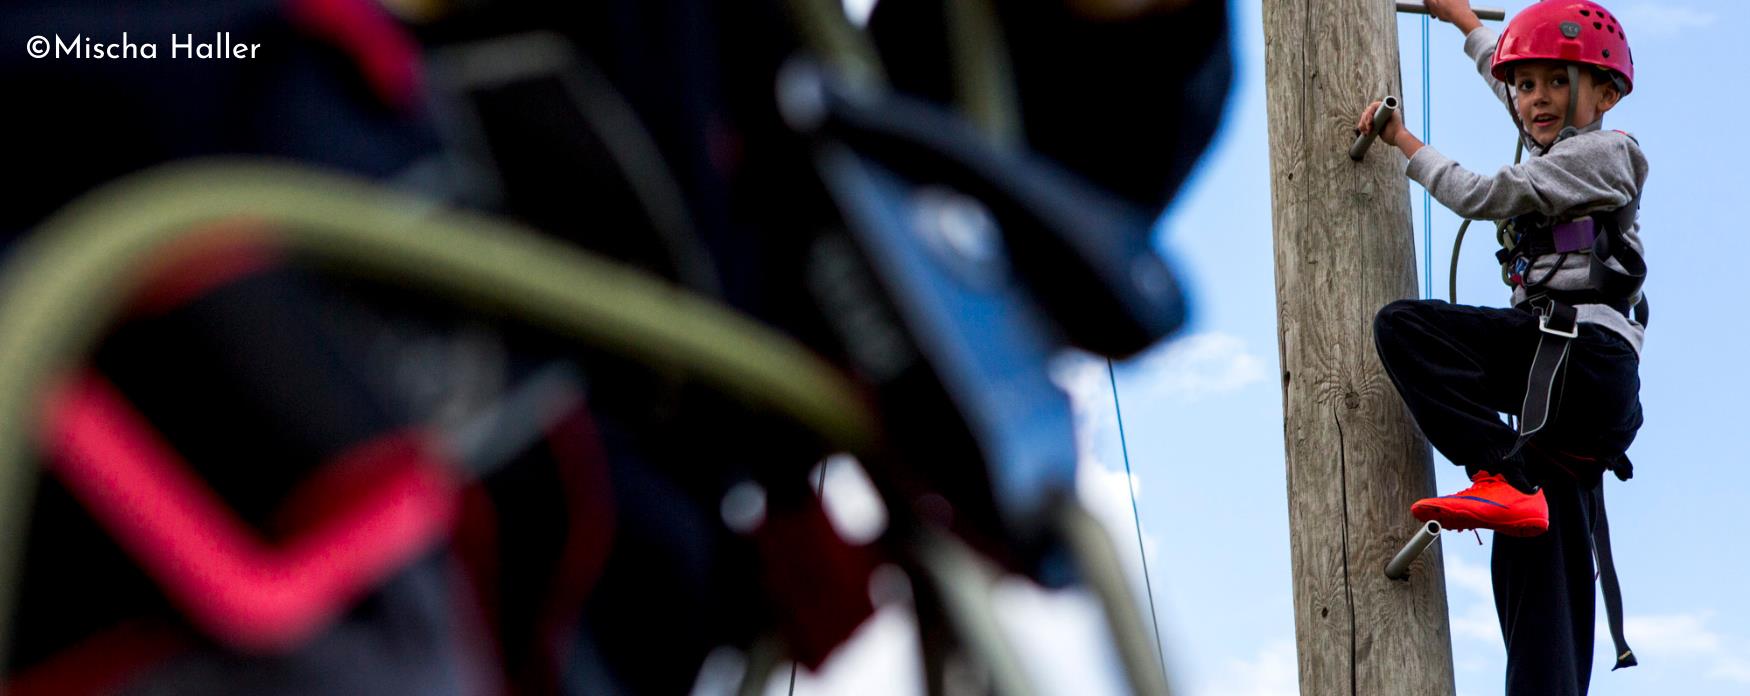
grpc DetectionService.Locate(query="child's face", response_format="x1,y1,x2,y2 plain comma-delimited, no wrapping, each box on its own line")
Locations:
1510,60,1622,147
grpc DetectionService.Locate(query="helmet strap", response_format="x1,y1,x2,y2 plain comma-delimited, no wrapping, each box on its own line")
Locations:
1557,63,1582,144
1501,82,1538,154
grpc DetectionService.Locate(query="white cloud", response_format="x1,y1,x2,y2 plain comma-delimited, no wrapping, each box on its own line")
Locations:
1616,5,1715,40
1076,458,1165,600
839,0,877,26
1450,601,1502,643
1071,456,1174,685
1077,460,1146,547
1191,640,1299,696
1709,653,1750,684
1442,553,1750,690
1052,332,1269,446
1443,550,1494,598
1441,551,1505,645
1051,352,1151,570
1595,611,1750,686
772,605,925,696
1052,351,1121,445
992,581,1130,695
1622,612,1722,655
1051,332,1270,503
1440,547,1509,694
1130,332,1270,404
1454,654,1491,673
816,454,889,545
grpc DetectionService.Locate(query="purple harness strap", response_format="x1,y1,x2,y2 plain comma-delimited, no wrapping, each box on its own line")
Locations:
1552,217,1597,254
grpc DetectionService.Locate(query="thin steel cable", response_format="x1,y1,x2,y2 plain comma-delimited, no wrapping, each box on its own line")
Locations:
1106,358,1167,680
788,464,830,695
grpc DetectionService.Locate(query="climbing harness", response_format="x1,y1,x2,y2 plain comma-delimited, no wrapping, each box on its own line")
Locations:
1495,165,1648,462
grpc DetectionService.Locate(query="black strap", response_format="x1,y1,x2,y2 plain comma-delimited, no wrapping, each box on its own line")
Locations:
1511,298,1638,670
1506,301,1576,458
1524,289,1629,318
1519,285,1647,330
1592,483,1637,670
1590,224,1648,303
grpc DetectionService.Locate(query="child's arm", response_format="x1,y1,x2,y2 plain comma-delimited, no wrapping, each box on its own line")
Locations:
1427,0,1511,107
1408,133,1647,221
1357,101,1645,221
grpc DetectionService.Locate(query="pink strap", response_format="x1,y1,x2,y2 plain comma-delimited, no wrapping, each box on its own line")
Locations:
285,0,423,110
41,372,458,652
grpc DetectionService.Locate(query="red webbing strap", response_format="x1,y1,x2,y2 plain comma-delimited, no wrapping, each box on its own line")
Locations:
284,0,424,110
40,372,459,653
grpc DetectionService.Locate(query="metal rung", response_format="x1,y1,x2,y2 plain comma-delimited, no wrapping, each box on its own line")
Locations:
1384,520,1443,581
1395,2,1507,21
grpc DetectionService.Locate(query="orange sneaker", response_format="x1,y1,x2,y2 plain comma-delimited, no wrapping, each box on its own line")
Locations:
1410,471,1549,537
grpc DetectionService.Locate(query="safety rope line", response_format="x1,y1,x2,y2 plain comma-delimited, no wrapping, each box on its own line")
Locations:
1106,358,1167,680
1422,14,1434,300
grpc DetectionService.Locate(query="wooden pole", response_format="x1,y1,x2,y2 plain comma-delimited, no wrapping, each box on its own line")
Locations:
1262,1,1456,695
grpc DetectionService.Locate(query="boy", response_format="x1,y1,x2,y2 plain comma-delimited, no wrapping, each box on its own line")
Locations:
1357,1,1646,694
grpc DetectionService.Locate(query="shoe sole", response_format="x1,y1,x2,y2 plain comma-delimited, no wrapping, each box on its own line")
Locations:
1410,505,1548,537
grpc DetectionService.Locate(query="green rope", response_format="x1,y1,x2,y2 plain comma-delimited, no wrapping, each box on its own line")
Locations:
1450,137,1525,302
785,0,887,92
946,0,1021,146
0,160,879,665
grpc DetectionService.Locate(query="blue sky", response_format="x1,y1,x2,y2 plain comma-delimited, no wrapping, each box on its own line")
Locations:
774,2,1749,695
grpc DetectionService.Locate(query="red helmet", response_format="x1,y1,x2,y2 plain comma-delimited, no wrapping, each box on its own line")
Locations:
1491,0,1634,95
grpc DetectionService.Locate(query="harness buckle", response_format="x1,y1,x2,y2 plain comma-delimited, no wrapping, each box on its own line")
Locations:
1538,308,1579,338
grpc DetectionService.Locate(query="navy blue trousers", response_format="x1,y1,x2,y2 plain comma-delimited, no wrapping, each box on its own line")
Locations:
1372,299,1642,696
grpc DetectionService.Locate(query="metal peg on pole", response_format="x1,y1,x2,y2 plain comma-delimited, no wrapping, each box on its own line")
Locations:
1349,95,1398,161
1394,2,1507,21
1384,521,1442,581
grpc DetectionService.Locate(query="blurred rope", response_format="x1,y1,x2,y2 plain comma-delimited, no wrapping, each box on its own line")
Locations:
0,160,879,667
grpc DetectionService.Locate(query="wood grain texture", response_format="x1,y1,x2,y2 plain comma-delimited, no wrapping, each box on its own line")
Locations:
1262,1,1456,694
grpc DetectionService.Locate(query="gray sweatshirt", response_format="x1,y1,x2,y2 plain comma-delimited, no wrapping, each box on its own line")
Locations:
1405,27,1649,354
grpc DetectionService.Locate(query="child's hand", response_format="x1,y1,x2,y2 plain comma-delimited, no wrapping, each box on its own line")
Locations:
1357,100,1407,147
1422,0,1483,34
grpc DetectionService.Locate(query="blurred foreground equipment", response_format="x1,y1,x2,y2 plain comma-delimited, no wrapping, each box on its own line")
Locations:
0,0,1231,693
